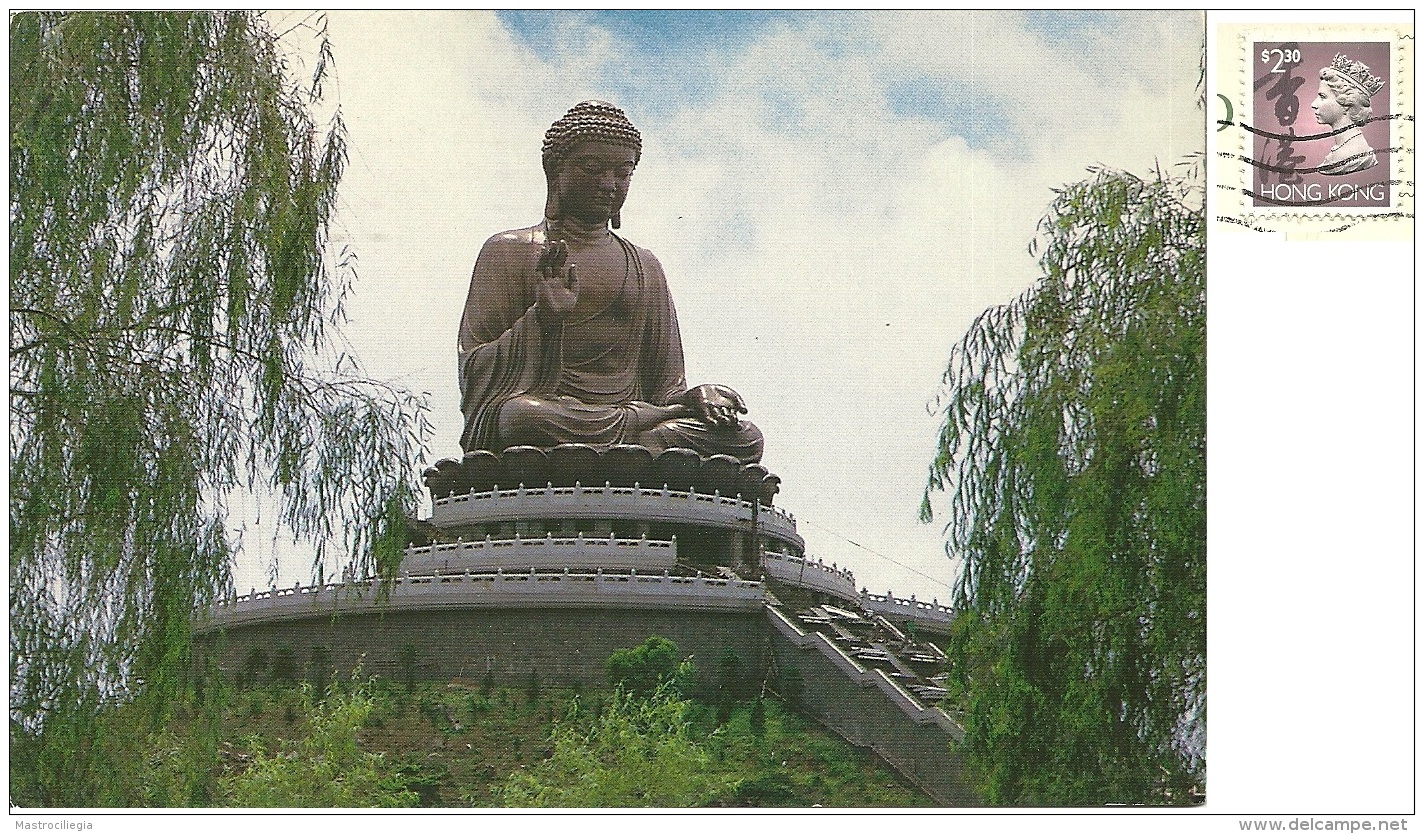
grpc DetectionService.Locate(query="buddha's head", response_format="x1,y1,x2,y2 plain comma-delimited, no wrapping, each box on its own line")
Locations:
542,101,642,228
1317,54,1382,127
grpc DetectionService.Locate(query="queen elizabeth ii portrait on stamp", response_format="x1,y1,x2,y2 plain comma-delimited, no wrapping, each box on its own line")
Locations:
1312,52,1384,175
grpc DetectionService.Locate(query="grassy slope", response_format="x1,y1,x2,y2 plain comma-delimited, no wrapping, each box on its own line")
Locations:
217,679,933,808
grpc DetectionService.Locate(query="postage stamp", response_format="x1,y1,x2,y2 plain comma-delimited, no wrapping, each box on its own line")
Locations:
1214,21,1414,238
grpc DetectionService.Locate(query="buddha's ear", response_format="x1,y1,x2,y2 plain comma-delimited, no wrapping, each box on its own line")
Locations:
611,210,621,230
544,174,560,220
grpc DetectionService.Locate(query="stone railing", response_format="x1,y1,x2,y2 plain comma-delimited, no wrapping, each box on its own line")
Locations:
431,483,801,549
760,550,858,601
403,533,676,574
859,590,955,629
200,569,766,630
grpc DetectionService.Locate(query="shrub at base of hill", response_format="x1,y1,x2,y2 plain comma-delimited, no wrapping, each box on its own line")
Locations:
221,681,417,808
605,635,689,695
498,681,730,808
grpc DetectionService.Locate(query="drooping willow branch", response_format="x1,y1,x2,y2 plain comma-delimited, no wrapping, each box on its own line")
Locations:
8,13,431,778
922,166,1205,805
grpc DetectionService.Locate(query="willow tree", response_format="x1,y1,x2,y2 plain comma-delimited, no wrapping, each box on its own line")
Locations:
923,165,1205,805
10,12,428,803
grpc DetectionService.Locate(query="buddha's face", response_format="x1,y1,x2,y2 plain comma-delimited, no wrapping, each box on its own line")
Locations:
1312,80,1344,126
554,140,637,226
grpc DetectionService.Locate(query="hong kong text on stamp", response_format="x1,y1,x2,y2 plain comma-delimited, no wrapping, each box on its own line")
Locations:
1214,21,1414,239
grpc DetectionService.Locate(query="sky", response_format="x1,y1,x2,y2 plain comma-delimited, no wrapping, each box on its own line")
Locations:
236,10,1205,601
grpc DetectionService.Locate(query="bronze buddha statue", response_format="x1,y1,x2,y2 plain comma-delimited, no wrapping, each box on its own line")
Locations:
458,101,764,463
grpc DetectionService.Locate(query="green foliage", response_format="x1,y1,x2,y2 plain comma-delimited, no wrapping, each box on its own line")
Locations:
498,682,732,808
395,759,450,807
713,648,753,722
731,770,796,805
244,690,267,719
924,165,1205,805
605,635,686,695
8,690,226,807
9,11,429,803
464,691,494,717
494,644,928,808
139,726,222,806
705,698,930,808
222,680,418,808
11,676,929,808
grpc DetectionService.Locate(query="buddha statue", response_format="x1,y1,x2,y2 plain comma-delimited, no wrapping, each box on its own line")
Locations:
457,101,764,463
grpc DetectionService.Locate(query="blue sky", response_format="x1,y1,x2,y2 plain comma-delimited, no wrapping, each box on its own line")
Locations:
1021,9,1120,43
499,11,794,116
500,9,792,56
496,10,1020,149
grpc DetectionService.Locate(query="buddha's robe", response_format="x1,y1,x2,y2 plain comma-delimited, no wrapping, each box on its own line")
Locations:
458,224,763,462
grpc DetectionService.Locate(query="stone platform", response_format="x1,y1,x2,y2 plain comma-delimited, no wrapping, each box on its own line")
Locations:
423,444,781,505
414,444,800,581
194,444,971,803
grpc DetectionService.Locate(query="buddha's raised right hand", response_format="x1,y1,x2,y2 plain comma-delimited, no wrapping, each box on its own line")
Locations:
534,239,578,326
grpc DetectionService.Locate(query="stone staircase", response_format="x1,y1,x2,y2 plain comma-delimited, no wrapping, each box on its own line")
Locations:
764,604,977,805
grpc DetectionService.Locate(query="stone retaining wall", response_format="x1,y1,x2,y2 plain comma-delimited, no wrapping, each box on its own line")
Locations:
199,604,769,692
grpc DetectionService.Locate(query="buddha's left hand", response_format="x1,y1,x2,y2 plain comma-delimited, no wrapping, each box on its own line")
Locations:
682,384,748,429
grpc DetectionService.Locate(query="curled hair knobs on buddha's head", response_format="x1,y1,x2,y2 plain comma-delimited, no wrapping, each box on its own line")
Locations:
542,101,642,227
